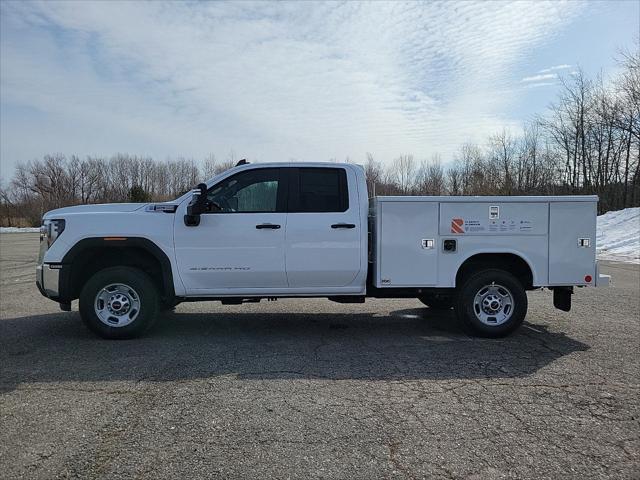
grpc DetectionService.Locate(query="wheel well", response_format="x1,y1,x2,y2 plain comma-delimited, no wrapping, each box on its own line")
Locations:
455,253,533,289
62,239,174,303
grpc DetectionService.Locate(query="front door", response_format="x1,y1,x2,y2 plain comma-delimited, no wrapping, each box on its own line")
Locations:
285,167,362,288
174,167,288,293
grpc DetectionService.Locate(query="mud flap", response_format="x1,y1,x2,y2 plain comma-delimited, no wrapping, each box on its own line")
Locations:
553,287,573,312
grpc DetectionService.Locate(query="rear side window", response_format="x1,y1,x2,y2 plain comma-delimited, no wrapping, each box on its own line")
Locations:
291,168,349,213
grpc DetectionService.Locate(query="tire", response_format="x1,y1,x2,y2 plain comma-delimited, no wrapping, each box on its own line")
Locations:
418,292,454,310
79,266,159,339
455,268,527,337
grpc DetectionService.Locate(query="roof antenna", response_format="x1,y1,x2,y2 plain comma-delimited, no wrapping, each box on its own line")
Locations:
236,159,249,166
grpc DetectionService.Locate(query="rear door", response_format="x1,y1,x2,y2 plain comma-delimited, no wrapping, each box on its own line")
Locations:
284,166,362,288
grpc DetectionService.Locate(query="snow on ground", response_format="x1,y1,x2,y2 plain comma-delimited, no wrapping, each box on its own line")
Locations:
0,227,40,233
1,207,638,263
596,207,640,264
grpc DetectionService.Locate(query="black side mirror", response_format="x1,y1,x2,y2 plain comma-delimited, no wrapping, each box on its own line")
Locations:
184,183,208,226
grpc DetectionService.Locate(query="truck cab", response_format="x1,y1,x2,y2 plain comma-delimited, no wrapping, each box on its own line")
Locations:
174,163,368,296
36,161,609,339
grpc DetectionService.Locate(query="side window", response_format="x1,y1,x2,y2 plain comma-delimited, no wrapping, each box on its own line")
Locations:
207,168,282,213
291,168,349,213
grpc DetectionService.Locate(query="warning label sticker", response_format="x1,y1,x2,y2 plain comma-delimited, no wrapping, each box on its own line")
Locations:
464,220,485,232
451,218,464,234
451,217,535,234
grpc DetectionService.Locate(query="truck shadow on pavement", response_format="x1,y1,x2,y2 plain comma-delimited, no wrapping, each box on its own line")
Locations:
0,307,589,392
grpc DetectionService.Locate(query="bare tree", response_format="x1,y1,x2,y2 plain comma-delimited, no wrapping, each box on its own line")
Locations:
364,153,383,196
202,154,218,179
489,129,518,194
416,155,445,195
387,155,416,194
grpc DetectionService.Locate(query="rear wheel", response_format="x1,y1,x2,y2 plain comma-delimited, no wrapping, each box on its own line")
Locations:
455,269,527,337
79,266,159,339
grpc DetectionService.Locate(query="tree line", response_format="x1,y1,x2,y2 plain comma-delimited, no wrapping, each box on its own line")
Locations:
1,46,637,226
0,153,238,226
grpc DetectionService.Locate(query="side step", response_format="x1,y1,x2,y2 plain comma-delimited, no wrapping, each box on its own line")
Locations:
221,298,260,305
328,296,366,304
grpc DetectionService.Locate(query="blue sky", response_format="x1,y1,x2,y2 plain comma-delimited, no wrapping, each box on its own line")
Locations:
1,0,638,178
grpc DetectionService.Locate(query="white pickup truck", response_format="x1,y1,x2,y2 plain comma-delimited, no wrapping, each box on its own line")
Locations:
36,161,610,339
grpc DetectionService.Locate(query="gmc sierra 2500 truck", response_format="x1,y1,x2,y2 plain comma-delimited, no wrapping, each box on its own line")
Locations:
36,161,610,339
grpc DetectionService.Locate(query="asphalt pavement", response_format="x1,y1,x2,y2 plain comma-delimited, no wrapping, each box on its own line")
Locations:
1,233,638,479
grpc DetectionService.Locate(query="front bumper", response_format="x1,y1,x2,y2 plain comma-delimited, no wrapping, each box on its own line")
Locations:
36,263,61,299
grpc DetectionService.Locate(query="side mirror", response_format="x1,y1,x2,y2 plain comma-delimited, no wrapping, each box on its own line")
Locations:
184,183,208,226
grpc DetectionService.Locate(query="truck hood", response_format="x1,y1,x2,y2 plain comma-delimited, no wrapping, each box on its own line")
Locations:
44,203,147,219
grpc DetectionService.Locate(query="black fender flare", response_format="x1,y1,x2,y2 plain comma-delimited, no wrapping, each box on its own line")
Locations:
59,237,175,302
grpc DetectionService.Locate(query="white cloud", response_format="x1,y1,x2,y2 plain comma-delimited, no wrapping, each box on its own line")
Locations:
538,64,572,73
520,64,575,86
1,1,587,171
521,73,558,82
524,82,557,89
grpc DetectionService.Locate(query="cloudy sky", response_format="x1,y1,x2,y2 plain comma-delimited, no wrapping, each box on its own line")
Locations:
1,0,638,177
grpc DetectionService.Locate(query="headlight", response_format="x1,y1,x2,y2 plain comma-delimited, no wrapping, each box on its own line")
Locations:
40,219,66,247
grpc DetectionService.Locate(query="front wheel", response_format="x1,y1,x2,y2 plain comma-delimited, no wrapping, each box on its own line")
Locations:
455,269,527,337
79,266,159,339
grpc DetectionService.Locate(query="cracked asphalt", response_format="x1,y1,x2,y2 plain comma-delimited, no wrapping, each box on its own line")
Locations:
1,233,638,479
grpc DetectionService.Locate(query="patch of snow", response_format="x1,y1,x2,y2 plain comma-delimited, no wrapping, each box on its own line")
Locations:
0,227,40,233
597,207,640,264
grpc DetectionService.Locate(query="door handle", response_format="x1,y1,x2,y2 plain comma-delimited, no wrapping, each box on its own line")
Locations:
256,223,281,229
331,223,356,229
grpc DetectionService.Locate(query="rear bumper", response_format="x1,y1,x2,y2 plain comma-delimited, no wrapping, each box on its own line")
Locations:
36,263,62,299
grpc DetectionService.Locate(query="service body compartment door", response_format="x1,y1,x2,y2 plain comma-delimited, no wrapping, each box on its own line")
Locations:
379,201,438,287
549,202,596,285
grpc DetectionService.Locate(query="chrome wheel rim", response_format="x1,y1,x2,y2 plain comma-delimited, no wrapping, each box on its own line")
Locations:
94,283,141,327
473,283,514,326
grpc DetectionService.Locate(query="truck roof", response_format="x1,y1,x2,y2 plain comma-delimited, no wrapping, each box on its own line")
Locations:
231,161,362,169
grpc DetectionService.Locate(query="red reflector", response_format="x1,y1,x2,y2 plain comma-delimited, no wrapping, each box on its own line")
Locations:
584,275,592,283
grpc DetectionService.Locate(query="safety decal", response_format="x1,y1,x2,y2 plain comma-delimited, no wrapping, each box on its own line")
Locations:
451,218,465,234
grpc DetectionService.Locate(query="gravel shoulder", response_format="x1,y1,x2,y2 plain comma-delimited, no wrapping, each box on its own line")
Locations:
1,233,638,479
